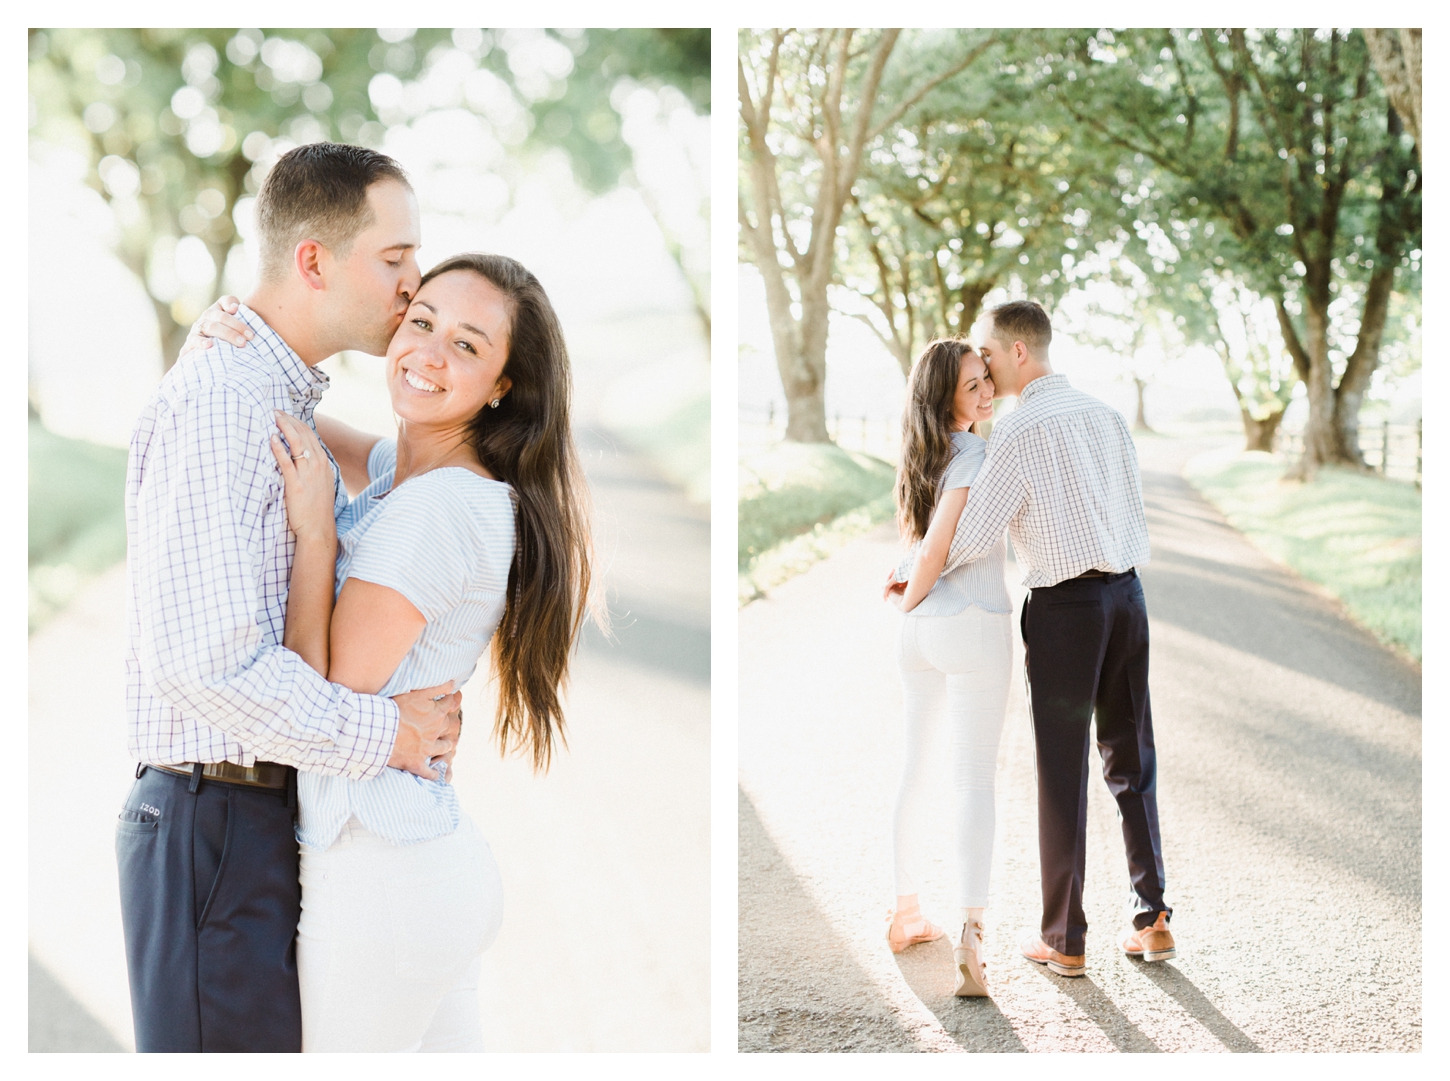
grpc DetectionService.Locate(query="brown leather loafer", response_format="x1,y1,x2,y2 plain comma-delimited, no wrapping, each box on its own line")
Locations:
1120,912,1176,961
1019,932,1085,977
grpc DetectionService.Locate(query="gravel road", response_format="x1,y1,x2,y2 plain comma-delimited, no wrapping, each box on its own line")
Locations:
738,433,1421,1052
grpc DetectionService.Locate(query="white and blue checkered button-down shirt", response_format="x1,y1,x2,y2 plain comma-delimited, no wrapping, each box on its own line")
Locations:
938,373,1151,589
124,304,399,777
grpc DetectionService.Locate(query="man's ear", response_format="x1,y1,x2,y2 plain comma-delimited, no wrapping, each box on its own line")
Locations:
294,239,327,291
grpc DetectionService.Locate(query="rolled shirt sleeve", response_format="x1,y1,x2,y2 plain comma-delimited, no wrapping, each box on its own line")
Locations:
133,384,397,777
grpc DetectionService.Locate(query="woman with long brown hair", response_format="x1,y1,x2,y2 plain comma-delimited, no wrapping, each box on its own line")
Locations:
882,337,1012,998
241,252,593,1050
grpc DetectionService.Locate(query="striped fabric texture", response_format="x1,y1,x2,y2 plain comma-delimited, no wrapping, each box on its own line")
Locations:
895,431,1012,617
297,439,517,848
938,373,1152,588
124,303,398,777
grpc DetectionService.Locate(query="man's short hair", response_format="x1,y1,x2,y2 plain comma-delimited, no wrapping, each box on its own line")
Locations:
254,143,410,282
988,299,1053,354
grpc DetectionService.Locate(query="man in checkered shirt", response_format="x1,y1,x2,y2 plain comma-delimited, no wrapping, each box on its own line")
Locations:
117,144,463,1052
888,299,1175,976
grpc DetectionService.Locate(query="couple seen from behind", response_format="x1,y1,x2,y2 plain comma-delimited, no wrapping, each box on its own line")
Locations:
883,300,1174,997
117,142,593,1052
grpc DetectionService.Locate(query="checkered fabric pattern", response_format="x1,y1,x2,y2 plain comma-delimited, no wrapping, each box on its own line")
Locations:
892,431,1011,615
938,373,1151,588
123,304,398,777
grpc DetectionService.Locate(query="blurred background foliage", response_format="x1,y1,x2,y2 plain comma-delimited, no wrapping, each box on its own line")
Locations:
29,27,710,364
29,27,711,633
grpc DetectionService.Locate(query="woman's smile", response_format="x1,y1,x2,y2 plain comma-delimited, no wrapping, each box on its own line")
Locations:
384,270,514,426
402,369,444,394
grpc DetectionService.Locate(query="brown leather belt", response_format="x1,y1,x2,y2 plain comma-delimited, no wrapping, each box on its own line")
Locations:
149,761,293,790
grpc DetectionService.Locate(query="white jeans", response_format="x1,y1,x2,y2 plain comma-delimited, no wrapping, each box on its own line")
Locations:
893,605,1013,907
297,812,503,1052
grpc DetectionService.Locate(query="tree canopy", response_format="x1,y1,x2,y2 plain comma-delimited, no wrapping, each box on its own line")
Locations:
29,27,710,365
739,27,1421,471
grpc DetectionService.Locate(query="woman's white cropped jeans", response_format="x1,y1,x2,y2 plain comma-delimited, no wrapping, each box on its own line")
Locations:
893,605,1012,907
297,812,503,1052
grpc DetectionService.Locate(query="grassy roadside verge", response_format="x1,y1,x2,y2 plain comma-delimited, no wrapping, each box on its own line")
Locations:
739,442,896,604
1184,447,1421,663
29,420,130,633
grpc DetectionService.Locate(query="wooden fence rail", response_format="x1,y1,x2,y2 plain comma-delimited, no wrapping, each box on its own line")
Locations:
739,405,901,461
744,407,1423,490
1276,419,1422,488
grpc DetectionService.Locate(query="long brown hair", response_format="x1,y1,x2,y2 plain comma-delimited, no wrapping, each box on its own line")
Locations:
895,338,981,543
418,253,596,771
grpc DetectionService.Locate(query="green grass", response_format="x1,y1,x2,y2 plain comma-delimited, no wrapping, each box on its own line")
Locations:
613,391,710,503
29,419,129,633
1185,447,1421,662
739,442,897,604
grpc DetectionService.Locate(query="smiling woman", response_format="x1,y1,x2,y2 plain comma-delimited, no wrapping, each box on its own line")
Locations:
31,26,710,1054
252,250,597,1051
389,271,513,450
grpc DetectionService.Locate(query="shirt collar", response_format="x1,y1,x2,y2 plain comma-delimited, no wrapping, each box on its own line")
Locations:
235,302,330,406
1018,372,1068,405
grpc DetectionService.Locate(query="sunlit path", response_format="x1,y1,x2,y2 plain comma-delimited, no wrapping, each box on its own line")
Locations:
738,432,1420,1052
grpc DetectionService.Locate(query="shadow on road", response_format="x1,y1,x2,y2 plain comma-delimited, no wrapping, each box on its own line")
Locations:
1140,467,1422,905
579,611,709,685
1020,962,1163,1051
891,937,1027,1051
738,788,922,1052
1129,960,1264,1052
29,951,124,1053
1140,469,1420,716
575,425,710,687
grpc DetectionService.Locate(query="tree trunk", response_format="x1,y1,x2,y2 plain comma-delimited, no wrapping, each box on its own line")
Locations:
1132,376,1152,432
1284,278,1337,480
782,293,832,442
1332,263,1395,470
1240,405,1285,452
957,281,992,341
885,334,912,379
1362,29,1421,160
1332,103,1414,469
154,297,189,373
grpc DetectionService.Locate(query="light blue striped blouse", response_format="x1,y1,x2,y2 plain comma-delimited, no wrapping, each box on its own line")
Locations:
297,439,516,848
903,431,1011,617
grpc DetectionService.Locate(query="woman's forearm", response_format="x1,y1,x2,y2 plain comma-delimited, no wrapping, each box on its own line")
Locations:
900,486,969,613
284,535,337,677
901,535,950,612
